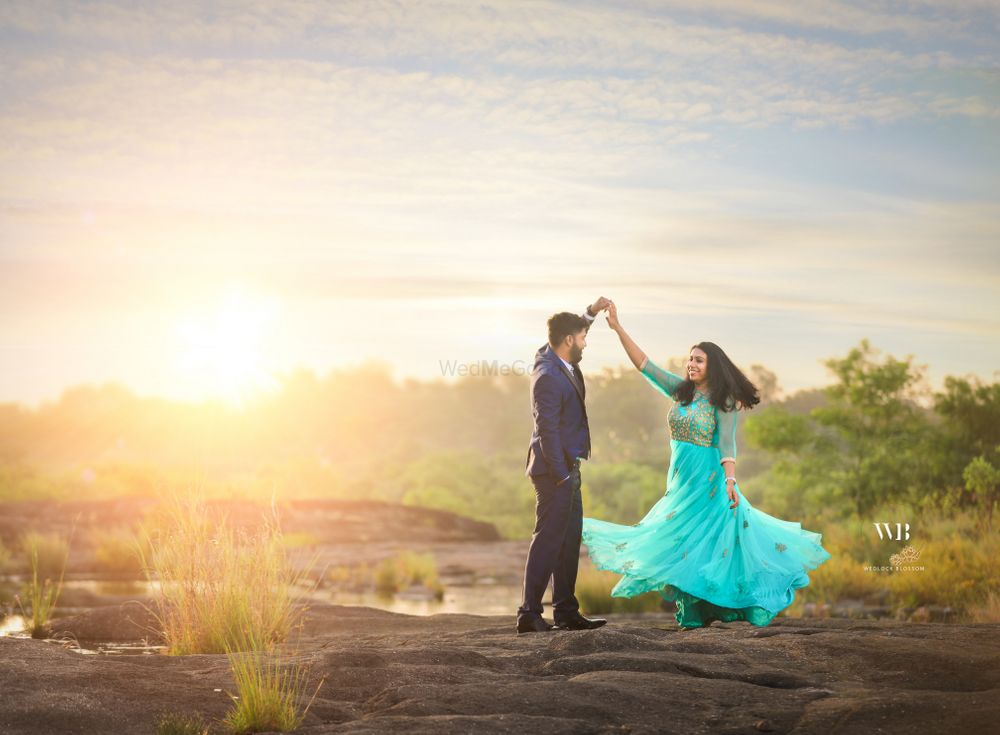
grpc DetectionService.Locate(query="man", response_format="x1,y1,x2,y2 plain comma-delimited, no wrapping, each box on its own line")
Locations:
516,297,611,634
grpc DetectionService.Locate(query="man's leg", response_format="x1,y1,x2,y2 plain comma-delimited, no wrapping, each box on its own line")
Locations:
552,469,583,619
517,471,576,620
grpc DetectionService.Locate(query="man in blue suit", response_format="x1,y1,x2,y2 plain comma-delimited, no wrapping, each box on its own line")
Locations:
517,297,611,634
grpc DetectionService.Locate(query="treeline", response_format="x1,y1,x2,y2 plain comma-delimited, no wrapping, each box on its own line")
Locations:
0,339,996,539
746,339,1000,530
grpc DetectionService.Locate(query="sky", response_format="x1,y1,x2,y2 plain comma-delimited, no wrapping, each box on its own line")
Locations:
1,0,998,407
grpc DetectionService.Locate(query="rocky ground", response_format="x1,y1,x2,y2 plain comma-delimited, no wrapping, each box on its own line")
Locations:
0,498,501,573
2,603,997,734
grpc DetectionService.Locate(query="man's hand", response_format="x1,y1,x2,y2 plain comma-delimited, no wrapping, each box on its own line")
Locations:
589,296,611,315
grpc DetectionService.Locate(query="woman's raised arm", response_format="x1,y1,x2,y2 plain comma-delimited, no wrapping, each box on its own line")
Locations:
606,300,646,370
607,300,684,399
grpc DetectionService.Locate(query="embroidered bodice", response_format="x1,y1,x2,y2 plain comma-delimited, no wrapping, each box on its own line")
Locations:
639,356,738,462
668,390,716,447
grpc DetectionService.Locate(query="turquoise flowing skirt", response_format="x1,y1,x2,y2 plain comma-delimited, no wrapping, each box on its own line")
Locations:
581,439,832,628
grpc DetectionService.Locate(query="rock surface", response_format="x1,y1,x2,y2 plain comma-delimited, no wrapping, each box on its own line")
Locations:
0,498,501,574
2,604,998,734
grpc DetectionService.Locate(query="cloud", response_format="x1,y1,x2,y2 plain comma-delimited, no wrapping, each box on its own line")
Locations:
2,0,996,199
0,0,997,402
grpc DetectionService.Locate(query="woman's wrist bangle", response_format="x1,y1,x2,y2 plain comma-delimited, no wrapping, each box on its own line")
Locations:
725,477,736,483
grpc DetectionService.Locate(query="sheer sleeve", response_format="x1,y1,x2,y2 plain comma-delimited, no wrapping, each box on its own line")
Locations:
714,398,738,464
639,356,684,400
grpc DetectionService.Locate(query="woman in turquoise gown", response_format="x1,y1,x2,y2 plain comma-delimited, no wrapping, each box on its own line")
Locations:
581,301,831,629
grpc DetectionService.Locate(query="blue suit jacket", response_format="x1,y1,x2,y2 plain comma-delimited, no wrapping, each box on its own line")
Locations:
524,343,592,482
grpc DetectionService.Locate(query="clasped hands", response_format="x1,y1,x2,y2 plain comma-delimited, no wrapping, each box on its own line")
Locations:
588,296,621,331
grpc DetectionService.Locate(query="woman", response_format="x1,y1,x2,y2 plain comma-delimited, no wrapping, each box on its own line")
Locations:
581,301,831,629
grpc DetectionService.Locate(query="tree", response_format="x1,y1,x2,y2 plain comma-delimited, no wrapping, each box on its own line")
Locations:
746,339,933,519
933,376,1000,476
961,452,1000,531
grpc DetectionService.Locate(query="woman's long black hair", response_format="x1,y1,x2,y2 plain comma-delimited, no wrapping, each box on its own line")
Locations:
673,341,761,412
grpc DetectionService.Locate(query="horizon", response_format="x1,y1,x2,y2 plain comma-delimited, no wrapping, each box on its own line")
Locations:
2,331,985,412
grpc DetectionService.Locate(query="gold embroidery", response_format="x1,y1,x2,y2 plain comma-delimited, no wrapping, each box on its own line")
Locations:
709,487,717,498
709,470,717,481
722,548,727,558
743,519,749,529
666,511,676,520
668,393,716,447
614,542,628,552
775,542,787,553
622,560,635,572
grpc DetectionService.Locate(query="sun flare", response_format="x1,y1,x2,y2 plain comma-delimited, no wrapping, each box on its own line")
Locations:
171,288,283,405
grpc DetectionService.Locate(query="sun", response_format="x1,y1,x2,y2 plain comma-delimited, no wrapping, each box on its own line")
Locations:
172,288,283,405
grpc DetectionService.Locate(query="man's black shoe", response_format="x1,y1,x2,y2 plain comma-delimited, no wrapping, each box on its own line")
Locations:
553,613,607,630
516,616,555,634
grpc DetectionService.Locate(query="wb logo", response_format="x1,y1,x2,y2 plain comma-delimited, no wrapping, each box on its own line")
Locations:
873,522,910,541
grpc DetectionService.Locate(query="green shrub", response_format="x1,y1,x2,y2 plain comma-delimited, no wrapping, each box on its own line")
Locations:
373,552,444,600
373,558,398,597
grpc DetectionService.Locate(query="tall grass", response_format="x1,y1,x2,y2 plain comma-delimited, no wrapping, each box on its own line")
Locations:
224,626,321,734
18,539,68,638
575,564,663,614
141,498,322,732
791,509,1000,620
887,534,1000,614
154,713,210,735
800,552,887,604
967,590,1000,623
140,499,297,656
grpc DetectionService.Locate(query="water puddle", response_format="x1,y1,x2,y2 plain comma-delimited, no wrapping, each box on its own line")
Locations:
0,614,27,637
324,582,522,616
64,641,167,656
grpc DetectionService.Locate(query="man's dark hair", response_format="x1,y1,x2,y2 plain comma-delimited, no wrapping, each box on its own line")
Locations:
547,312,589,348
